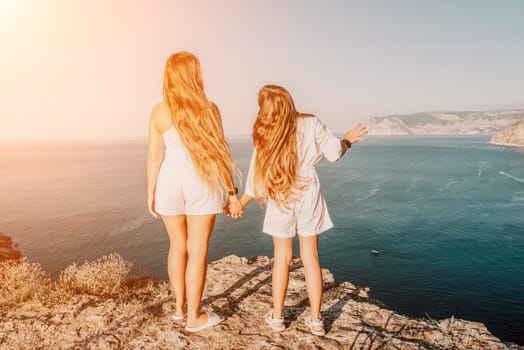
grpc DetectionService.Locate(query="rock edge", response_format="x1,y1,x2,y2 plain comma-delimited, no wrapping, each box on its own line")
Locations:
490,119,524,147
1,253,516,350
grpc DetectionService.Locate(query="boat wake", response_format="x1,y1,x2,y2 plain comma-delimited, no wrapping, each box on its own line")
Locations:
499,171,524,184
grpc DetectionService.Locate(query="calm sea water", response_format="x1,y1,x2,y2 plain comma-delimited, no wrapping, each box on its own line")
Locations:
1,136,523,344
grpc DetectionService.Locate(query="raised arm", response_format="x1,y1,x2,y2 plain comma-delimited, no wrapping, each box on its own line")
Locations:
315,117,368,162
315,117,346,162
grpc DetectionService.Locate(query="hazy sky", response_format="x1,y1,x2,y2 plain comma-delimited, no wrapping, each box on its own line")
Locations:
1,0,523,139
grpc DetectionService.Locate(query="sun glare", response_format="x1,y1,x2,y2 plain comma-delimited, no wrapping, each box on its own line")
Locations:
0,0,20,26
0,0,14,13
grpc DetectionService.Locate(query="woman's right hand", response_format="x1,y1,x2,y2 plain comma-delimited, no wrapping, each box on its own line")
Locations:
148,193,158,219
344,123,368,144
228,198,244,219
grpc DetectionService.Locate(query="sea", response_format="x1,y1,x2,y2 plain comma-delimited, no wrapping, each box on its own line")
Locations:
0,136,523,344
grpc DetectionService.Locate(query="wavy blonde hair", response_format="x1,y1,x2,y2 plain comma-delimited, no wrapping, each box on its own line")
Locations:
163,52,238,193
252,85,306,206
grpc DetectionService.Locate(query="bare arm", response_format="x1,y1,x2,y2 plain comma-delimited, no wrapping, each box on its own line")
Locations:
227,150,256,219
316,118,368,161
239,194,253,207
238,151,255,208
147,108,164,218
210,102,238,191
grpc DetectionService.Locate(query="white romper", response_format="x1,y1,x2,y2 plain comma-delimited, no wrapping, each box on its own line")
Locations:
245,116,345,237
154,126,223,216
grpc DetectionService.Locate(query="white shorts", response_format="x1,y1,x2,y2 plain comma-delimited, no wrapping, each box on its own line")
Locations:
154,159,223,216
262,181,333,238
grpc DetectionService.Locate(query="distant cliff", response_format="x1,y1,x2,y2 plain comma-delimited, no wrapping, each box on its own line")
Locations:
0,233,21,261
490,119,524,147
367,110,524,135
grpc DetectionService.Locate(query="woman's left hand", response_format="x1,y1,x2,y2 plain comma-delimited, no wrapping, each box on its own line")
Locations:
148,194,158,219
228,197,244,219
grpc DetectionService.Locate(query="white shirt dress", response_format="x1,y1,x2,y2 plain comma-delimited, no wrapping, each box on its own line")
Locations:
245,116,346,238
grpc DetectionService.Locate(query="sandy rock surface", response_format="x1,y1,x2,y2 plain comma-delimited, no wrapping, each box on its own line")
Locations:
0,255,512,349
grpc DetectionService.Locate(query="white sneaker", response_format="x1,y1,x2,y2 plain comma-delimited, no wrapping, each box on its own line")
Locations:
305,316,325,336
265,310,285,332
184,312,223,332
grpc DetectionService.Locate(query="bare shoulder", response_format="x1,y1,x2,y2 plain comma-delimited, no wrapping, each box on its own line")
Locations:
151,101,171,118
150,101,172,132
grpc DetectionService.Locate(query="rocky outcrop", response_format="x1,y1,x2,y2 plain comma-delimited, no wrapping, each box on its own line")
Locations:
0,254,512,349
490,119,524,147
367,109,524,135
0,233,21,261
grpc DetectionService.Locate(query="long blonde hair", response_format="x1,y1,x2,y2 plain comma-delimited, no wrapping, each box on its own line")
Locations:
252,85,305,205
163,52,238,193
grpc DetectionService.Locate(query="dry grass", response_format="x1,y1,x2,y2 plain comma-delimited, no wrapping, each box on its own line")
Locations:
59,254,132,296
0,254,134,307
0,258,52,305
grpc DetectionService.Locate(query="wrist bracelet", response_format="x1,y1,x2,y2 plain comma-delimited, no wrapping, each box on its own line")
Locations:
342,139,352,148
227,187,238,196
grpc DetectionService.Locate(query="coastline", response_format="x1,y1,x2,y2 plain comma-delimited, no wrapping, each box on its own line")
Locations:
0,251,517,349
489,119,524,148
489,141,524,148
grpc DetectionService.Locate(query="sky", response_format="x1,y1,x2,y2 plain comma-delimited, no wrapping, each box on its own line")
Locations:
1,0,523,140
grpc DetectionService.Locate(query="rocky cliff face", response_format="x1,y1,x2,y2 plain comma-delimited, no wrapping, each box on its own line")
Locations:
0,233,21,261
367,110,524,135
490,119,524,147
0,254,512,349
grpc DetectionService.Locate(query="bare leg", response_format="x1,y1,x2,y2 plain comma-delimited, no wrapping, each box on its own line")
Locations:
271,236,293,318
162,215,188,317
185,214,216,328
299,234,323,320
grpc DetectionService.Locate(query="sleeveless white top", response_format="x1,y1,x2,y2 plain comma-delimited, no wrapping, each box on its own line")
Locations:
154,126,223,216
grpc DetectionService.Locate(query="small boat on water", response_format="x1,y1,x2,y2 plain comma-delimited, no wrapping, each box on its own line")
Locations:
371,250,380,256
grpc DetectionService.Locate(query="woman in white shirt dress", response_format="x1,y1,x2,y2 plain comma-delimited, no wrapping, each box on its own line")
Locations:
229,85,367,335
147,52,241,332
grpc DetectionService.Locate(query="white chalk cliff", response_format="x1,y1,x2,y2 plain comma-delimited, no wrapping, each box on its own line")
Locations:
490,119,524,147
367,110,524,135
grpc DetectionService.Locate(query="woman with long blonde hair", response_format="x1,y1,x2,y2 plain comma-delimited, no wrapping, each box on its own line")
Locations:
230,85,367,335
147,52,240,332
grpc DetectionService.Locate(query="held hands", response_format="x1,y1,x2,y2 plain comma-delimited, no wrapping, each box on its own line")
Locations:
230,199,244,219
225,196,244,219
344,123,368,144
